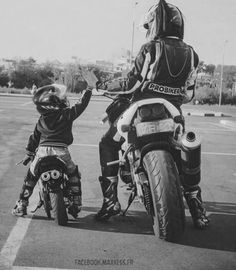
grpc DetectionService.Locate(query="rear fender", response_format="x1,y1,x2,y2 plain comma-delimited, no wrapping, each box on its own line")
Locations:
117,98,181,141
137,141,172,172
34,155,67,177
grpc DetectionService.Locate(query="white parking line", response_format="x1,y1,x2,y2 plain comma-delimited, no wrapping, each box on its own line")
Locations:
212,122,236,132
202,151,236,156
0,217,33,269
20,101,33,107
73,143,98,148
0,189,38,269
189,128,233,133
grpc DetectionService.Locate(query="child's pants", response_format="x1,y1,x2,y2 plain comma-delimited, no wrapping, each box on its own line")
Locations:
19,146,81,202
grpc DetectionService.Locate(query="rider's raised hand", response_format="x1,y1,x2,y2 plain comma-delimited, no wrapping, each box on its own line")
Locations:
81,68,98,90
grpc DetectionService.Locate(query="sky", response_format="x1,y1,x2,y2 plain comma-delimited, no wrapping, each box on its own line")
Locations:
0,0,235,65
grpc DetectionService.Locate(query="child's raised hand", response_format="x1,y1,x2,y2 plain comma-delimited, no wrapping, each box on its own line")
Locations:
81,68,98,89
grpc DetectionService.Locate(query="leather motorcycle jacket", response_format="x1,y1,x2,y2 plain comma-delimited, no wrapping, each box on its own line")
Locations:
107,37,199,109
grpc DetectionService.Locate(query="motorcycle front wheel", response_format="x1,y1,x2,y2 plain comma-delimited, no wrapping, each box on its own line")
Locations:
143,150,185,242
50,189,68,226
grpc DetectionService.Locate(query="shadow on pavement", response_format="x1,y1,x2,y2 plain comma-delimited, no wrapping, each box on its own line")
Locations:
67,206,154,235
179,201,236,252
32,201,236,252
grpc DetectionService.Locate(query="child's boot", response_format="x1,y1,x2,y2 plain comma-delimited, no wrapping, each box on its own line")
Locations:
12,169,37,216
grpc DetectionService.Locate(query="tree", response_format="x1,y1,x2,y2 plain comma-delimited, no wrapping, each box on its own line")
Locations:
0,66,9,87
205,64,216,75
10,58,55,88
197,60,205,73
35,65,54,87
10,58,37,88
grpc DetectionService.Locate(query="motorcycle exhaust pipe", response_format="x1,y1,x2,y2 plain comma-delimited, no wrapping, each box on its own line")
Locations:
180,131,201,187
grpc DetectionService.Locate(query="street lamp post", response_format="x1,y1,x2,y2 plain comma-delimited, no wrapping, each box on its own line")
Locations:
219,40,228,106
130,1,138,68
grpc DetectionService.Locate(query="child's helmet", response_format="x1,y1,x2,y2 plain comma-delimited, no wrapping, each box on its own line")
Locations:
33,84,69,114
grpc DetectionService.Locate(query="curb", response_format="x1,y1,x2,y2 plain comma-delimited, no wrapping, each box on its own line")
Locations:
185,112,231,117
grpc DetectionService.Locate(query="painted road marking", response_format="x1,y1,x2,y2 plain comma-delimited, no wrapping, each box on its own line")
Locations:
212,122,236,131
220,120,236,130
202,151,236,156
0,217,33,269
73,143,98,148
0,188,39,269
73,143,236,156
189,128,234,132
20,101,33,106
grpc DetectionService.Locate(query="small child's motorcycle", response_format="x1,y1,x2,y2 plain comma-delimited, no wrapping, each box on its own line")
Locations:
32,155,69,225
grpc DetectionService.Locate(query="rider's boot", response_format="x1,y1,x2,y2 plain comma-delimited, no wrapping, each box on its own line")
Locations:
12,169,37,216
184,186,209,229
12,199,29,217
95,176,121,221
68,195,82,219
67,166,82,219
179,132,209,229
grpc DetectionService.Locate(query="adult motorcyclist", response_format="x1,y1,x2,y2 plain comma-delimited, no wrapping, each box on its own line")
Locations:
95,0,209,229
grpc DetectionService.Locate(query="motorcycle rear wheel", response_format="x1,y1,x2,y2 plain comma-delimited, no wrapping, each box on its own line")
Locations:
143,150,185,242
50,189,68,226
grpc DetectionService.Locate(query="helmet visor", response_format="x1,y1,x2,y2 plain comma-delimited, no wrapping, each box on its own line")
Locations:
33,84,67,105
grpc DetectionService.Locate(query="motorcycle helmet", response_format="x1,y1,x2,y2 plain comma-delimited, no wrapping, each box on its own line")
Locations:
33,84,69,115
142,0,184,41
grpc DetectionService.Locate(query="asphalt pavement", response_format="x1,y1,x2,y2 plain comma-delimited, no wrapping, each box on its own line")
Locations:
0,95,236,270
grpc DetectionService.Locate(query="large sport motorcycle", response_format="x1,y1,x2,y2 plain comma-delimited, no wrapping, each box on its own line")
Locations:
99,90,200,242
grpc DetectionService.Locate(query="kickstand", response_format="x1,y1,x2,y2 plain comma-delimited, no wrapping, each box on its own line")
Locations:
121,190,136,216
31,194,43,213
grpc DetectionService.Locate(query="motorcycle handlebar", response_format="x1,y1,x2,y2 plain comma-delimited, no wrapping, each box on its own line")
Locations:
23,157,31,166
16,156,31,166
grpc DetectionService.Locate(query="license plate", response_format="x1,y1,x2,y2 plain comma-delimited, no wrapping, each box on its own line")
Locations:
136,119,174,137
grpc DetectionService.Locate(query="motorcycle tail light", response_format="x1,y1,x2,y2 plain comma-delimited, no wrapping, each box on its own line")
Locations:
139,107,152,119
151,104,166,119
51,170,61,180
41,172,50,181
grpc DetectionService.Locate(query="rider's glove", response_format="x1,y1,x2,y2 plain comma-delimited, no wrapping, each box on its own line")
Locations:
173,123,184,141
22,150,35,166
